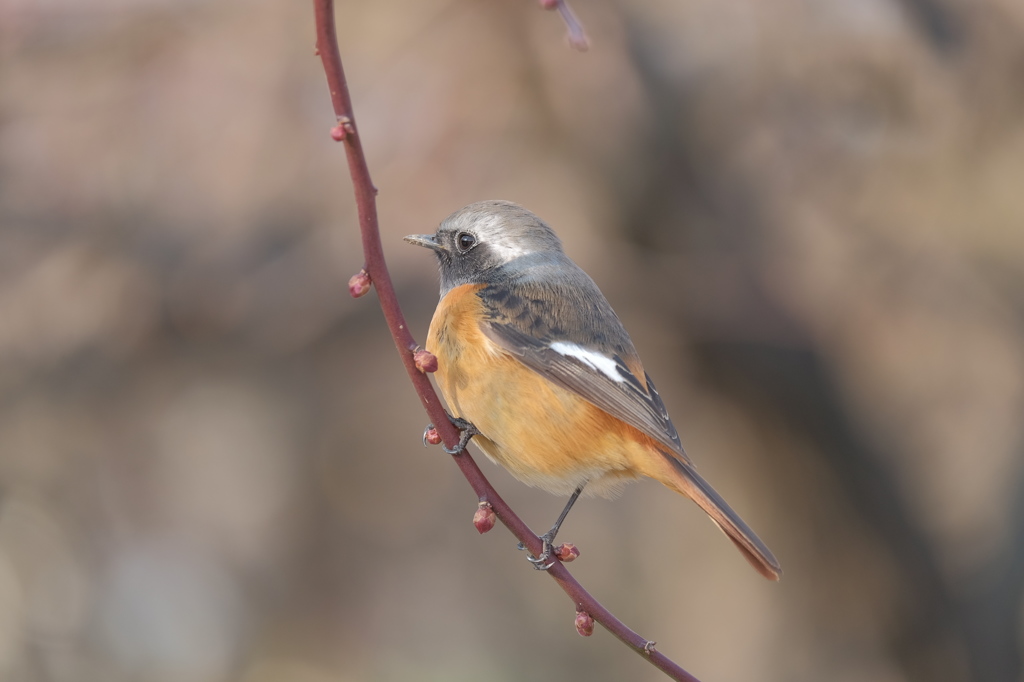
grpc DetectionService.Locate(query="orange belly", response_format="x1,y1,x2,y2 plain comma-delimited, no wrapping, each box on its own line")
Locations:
426,283,650,497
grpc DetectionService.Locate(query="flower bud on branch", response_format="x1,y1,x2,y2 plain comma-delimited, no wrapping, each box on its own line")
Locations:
348,269,372,297
330,116,356,141
575,608,595,637
423,426,442,446
413,348,438,373
555,543,580,562
473,501,497,534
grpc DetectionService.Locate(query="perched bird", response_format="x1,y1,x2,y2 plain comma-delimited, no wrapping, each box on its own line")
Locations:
405,200,781,579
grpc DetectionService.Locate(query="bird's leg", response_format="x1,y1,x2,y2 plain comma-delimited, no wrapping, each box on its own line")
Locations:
524,483,586,570
422,414,480,454
443,415,480,454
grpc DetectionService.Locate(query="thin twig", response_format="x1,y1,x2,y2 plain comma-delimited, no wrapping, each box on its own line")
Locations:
539,0,589,50
312,2,696,680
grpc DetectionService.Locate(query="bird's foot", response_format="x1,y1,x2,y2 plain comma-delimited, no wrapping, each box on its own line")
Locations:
443,415,479,454
422,414,480,454
519,533,557,571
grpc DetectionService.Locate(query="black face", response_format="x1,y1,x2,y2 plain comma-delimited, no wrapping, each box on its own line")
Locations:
431,227,508,294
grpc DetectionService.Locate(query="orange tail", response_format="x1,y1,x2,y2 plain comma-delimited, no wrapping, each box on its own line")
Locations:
650,450,782,580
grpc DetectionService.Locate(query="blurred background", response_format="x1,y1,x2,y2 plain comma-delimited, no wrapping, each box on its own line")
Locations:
2,0,1024,680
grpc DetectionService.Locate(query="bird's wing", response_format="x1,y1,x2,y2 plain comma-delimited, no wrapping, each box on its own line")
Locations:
476,279,688,460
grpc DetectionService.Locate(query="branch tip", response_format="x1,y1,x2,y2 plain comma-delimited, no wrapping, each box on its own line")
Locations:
566,33,589,52
473,501,497,534
575,609,595,637
541,0,589,51
348,269,372,298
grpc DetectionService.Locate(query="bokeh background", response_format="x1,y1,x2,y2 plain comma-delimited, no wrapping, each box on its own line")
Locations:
2,0,1024,680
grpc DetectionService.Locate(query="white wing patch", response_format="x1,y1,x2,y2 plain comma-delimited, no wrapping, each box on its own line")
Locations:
549,341,625,383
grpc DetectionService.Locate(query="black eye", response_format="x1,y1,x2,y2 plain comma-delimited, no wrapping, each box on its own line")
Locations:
456,232,476,252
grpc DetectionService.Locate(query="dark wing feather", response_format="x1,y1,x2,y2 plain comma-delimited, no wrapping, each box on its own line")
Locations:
476,272,688,460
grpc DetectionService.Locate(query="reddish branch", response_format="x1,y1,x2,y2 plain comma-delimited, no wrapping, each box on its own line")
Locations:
313,2,697,680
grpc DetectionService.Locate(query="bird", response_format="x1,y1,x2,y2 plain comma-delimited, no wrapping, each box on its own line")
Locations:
405,200,781,580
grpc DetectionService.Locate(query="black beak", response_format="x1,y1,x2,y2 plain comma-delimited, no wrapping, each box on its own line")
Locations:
403,234,446,253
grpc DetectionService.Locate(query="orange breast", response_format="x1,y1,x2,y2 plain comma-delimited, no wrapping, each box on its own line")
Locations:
426,284,651,497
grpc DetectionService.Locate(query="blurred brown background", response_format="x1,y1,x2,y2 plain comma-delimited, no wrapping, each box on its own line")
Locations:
2,0,1024,680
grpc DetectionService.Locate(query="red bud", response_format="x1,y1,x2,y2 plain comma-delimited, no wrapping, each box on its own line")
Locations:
473,502,496,534
348,270,371,298
424,427,442,446
539,0,558,8
413,349,438,373
555,543,580,562
330,124,346,141
575,609,594,637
